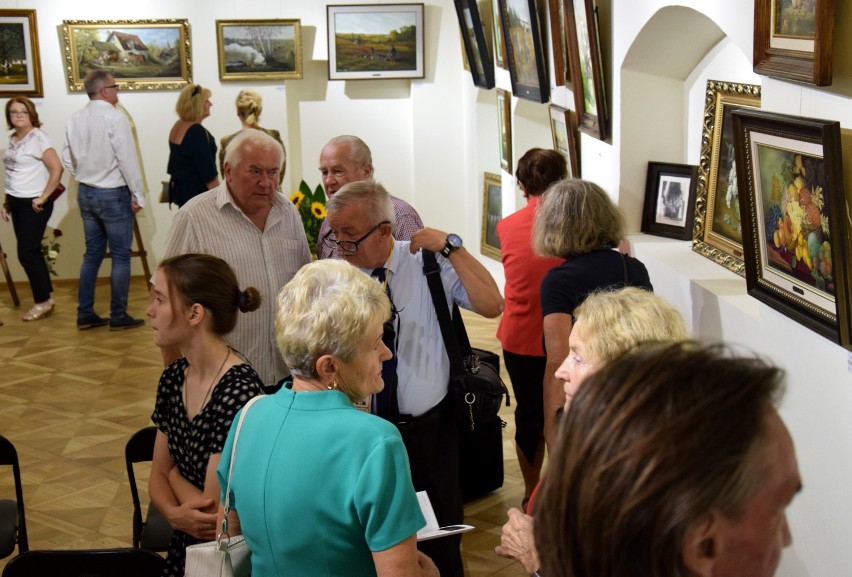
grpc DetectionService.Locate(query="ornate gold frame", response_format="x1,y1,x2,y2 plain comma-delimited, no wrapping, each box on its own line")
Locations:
216,19,303,81
62,19,191,92
481,172,502,261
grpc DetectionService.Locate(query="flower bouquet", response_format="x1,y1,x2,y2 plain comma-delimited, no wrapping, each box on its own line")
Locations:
41,227,62,276
291,180,327,255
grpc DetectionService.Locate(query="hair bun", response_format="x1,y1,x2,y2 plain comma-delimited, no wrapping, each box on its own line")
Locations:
239,286,262,313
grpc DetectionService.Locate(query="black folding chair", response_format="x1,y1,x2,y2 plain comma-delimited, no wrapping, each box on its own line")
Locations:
124,426,173,551
0,435,27,559
1,547,165,577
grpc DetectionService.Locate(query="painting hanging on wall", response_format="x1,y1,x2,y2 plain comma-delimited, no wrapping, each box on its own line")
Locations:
692,80,761,276
481,172,502,260
216,19,302,81
497,0,549,103
327,4,424,80
454,0,495,89
547,0,569,86
62,19,191,91
642,162,698,241
733,108,851,347
753,0,834,86
0,9,43,97
497,88,512,171
548,104,579,178
491,0,507,69
564,0,607,140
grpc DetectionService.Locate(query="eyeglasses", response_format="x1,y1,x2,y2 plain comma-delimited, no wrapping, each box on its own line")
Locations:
9,110,29,117
102,84,118,91
324,221,389,253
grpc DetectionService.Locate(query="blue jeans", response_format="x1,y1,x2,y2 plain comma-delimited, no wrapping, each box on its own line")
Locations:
77,184,134,321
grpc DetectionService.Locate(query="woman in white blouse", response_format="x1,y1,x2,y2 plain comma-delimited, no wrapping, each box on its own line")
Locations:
0,97,63,321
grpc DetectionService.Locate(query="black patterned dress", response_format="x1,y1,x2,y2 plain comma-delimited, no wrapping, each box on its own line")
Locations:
151,358,264,577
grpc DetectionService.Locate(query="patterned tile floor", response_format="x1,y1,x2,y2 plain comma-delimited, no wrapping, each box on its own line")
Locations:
0,277,529,575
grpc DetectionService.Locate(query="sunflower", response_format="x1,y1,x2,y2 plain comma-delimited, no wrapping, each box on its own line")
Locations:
290,190,305,208
311,202,327,219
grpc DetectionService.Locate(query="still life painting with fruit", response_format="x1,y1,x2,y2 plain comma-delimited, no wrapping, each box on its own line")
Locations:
757,146,834,297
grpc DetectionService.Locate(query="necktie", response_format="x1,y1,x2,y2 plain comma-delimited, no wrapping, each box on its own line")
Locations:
371,267,399,422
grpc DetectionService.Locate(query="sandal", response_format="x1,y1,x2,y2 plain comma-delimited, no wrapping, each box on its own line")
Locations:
22,299,54,321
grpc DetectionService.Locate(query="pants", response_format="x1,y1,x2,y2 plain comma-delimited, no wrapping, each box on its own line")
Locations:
7,195,53,302
503,350,547,464
399,403,465,577
77,184,134,321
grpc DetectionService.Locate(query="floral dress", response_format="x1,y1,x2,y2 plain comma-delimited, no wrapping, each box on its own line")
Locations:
151,358,264,577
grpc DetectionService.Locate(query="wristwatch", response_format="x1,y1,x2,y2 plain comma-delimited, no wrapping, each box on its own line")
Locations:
440,233,463,257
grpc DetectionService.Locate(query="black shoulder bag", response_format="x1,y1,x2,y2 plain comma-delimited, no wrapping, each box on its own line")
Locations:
422,250,510,430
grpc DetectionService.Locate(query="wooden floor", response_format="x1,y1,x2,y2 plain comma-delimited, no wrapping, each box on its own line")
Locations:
0,277,529,575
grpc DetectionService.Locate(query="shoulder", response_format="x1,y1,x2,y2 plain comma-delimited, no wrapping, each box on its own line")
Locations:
391,196,419,215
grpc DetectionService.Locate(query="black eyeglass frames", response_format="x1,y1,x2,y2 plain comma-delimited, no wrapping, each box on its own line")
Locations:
323,221,390,253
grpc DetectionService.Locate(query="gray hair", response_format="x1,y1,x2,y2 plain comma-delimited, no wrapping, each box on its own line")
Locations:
224,128,284,170
326,179,396,231
84,70,112,98
324,135,374,176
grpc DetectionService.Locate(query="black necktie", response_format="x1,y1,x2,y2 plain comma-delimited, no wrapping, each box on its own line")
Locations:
371,267,399,422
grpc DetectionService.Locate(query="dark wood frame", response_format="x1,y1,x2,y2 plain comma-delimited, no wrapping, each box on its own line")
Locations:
564,0,607,140
326,4,425,81
547,0,568,86
753,0,834,86
454,0,495,89
491,0,507,69
642,162,698,241
0,9,43,97
733,108,851,347
481,172,503,260
216,19,303,81
497,0,549,103
497,88,512,171
692,80,761,276
548,104,579,178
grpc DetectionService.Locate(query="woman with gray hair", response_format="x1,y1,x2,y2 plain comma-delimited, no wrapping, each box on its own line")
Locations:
534,179,652,446
216,259,438,577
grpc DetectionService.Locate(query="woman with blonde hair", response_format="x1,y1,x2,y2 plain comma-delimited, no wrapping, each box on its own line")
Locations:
217,259,438,577
218,89,286,185
166,84,219,206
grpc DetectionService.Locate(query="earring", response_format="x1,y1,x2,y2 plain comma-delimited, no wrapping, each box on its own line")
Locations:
328,381,338,390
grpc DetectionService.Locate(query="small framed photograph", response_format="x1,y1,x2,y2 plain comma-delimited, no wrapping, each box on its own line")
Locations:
692,80,761,276
327,4,424,81
548,104,579,178
497,88,512,172
61,19,191,92
454,0,494,89
753,0,834,86
565,0,607,139
734,108,852,347
0,9,43,97
216,19,302,81
481,172,502,260
641,162,698,241
497,0,549,103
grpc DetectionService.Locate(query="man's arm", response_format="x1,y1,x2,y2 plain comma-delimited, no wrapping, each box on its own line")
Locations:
60,125,75,175
110,111,145,208
410,227,504,318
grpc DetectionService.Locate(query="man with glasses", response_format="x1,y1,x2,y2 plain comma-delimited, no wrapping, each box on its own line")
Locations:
326,179,504,577
61,70,146,331
161,129,310,390
316,135,423,259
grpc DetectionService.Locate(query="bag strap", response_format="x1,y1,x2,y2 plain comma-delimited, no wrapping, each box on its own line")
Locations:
422,250,469,378
221,394,265,536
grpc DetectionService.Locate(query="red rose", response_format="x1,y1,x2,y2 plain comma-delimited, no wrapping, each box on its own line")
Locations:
53,228,63,238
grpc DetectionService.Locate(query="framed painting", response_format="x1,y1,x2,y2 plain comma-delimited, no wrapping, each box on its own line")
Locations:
548,104,579,178
0,9,43,97
216,19,302,81
497,88,512,171
497,0,549,103
753,0,834,86
733,108,851,347
327,4,424,80
642,162,698,241
491,0,507,69
564,0,607,140
547,0,569,86
454,0,495,89
62,19,191,92
482,172,503,260
692,80,761,276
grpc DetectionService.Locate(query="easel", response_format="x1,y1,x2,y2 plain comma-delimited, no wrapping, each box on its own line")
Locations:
106,217,152,281
0,237,20,307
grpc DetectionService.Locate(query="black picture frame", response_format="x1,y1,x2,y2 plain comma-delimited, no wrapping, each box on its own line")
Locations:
641,162,698,241
498,0,549,103
454,0,495,89
733,108,851,347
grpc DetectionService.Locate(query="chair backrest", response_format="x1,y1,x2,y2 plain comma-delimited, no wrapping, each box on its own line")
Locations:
124,426,157,549
1,547,166,577
0,435,27,558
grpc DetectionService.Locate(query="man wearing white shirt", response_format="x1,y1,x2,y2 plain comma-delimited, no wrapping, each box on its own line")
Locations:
61,71,145,330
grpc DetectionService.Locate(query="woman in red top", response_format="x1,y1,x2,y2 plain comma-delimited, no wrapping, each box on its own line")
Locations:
495,148,566,507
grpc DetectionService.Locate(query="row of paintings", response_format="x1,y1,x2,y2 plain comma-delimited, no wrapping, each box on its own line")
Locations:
0,5,428,97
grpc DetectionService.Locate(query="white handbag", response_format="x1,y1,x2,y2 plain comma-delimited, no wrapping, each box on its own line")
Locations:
184,395,264,577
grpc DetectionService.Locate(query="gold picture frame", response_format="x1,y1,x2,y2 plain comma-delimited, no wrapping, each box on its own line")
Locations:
481,172,502,261
692,80,761,276
216,19,303,81
62,19,191,92
497,88,512,172
0,9,43,97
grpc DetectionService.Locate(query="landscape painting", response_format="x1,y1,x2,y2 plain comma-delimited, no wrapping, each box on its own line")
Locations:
63,19,191,91
327,4,424,80
217,20,302,80
0,9,43,97
773,0,816,38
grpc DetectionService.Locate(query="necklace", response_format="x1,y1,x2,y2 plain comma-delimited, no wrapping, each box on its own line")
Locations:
184,347,231,419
